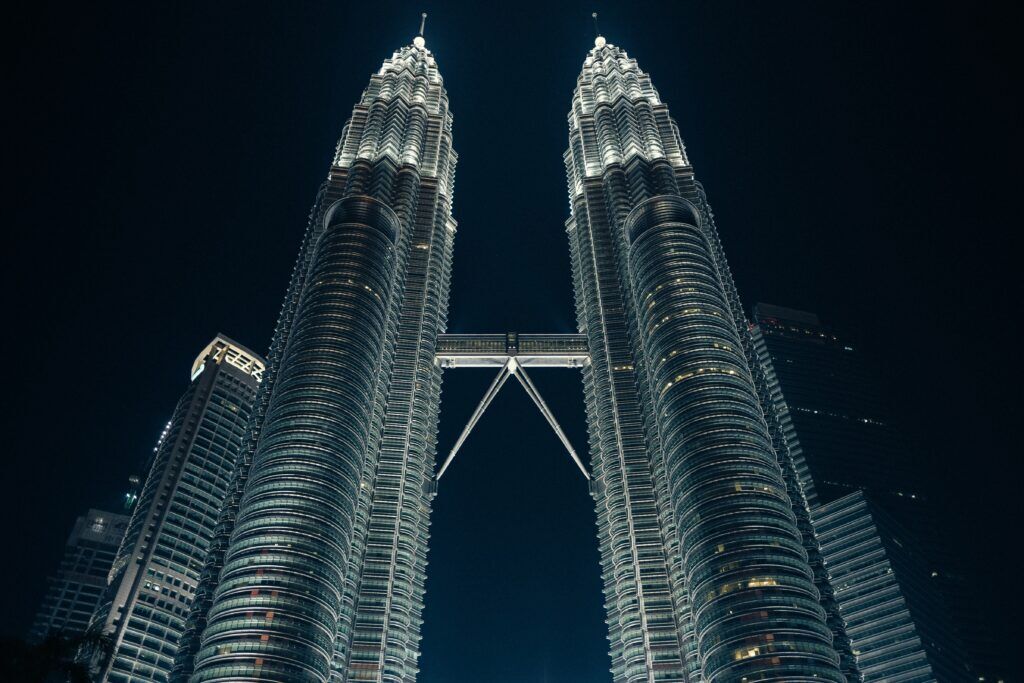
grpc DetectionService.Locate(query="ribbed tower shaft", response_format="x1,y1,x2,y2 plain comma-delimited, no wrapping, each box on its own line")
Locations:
566,39,846,682
173,41,456,683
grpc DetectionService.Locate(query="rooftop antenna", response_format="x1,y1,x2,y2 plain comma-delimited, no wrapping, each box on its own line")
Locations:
592,12,606,48
414,12,427,49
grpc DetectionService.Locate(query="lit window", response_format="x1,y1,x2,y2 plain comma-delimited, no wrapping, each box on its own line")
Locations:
734,646,760,660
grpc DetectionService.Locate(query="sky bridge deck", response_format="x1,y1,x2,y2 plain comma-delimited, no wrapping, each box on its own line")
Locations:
435,333,589,368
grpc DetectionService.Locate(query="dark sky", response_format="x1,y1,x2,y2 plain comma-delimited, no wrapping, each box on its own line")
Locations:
5,1,1019,680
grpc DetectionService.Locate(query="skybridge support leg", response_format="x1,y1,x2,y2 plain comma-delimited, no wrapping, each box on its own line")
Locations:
435,350,590,484
436,362,513,481
512,364,591,480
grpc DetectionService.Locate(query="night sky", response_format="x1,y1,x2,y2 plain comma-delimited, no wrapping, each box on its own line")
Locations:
5,2,1019,681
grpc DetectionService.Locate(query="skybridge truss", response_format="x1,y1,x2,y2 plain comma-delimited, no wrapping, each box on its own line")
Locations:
435,333,591,481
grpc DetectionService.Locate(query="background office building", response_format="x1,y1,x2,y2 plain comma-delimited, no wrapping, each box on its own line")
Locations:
751,304,1001,680
90,335,264,683
750,303,915,504
813,492,970,682
28,509,129,643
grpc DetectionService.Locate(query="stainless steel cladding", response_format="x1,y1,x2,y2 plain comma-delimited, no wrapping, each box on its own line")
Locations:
173,38,456,683
565,38,845,682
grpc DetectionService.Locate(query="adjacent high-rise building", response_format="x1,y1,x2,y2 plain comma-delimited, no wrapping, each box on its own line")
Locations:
172,31,456,683
750,304,916,505
563,37,847,682
751,303,1005,681
28,509,129,644
90,335,264,682
813,492,969,682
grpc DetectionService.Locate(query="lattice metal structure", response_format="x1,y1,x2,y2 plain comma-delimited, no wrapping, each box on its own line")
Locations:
563,36,847,682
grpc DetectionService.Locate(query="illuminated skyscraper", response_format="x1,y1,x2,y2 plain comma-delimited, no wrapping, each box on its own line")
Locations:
563,36,849,681
172,29,456,683
168,26,863,683
91,335,264,682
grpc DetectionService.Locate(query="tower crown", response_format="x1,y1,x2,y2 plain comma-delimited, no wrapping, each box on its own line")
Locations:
334,40,456,191
577,42,660,112
191,334,265,382
566,39,689,190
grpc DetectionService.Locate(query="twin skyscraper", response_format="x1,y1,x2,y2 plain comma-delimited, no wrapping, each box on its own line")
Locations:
93,30,861,683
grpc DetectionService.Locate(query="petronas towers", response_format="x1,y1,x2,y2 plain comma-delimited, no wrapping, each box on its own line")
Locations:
165,30,852,683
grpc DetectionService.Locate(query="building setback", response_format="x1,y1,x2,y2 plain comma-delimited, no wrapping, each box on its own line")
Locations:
28,509,129,643
90,335,264,683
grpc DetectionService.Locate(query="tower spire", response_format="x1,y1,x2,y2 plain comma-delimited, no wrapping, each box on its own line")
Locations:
591,12,606,48
414,12,427,49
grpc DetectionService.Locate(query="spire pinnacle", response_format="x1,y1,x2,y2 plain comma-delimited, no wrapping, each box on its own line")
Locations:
592,12,606,48
414,12,427,49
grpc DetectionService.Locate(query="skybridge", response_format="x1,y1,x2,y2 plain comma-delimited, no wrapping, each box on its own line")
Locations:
435,333,591,482
435,333,589,368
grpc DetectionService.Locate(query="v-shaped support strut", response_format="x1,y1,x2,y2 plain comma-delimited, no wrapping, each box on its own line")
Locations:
436,358,590,482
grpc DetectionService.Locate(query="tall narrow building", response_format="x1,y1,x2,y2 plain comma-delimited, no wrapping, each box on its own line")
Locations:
750,304,915,504
28,510,129,644
564,36,846,681
90,335,264,683
172,31,456,683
